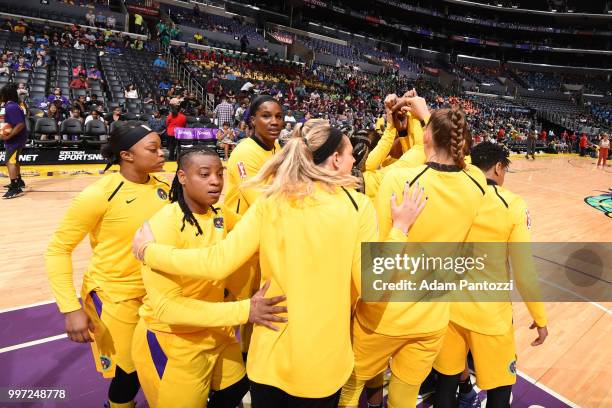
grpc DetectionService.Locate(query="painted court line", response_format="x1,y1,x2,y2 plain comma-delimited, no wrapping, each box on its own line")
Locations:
0,334,67,354
539,278,611,314
0,299,57,314
517,369,579,408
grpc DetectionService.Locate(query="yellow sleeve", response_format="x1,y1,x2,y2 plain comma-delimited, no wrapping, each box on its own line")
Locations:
351,197,379,304
373,171,396,241
142,265,250,327
365,124,397,171
407,112,425,146
144,200,263,280
45,184,106,313
508,199,547,327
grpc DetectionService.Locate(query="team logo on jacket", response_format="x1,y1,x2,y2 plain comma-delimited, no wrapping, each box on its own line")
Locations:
214,217,224,229
237,161,248,179
525,209,532,230
157,188,168,200
508,360,517,375
100,356,112,371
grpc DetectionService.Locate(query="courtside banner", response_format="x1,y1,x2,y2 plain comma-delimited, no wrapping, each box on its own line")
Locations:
0,149,106,165
360,242,610,302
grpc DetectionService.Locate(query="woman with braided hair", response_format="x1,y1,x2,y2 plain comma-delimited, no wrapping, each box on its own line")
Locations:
339,101,487,408
131,147,287,408
132,119,427,407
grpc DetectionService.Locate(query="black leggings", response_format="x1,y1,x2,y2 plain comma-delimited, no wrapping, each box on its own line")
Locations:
486,385,512,408
250,381,340,408
208,375,250,408
433,372,460,408
108,366,140,404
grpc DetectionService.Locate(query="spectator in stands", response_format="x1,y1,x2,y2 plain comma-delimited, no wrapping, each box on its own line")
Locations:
12,20,27,35
104,106,124,127
85,10,96,26
84,109,101,124
165,104,186,160
23,43,35,58
34,54,46,68
213,96,234,129
16,83,28,103
42,103,64,140
95,12,107,28
72,64,86,78
12,56,31,73
278,122,293,146
143,93,155,105
134,13,144,34
206,74,219,101
236,120,248,141
240,80,255,94
148,110,166,134
124,84,139,99
74,94,87,114
217,121,236,161
47,88,70,107
107,15,116,30
234,102,247,125
70,74,89,90
284,110,297,125
193,32,203,45
87,94,104,111
73,39,85,50
87,65,101,82
0,60,10,76
69,106,84,124
159,78,171,91
153,55,167,69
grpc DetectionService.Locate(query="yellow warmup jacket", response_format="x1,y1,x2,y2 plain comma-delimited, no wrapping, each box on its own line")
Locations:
454,181,547,335
357,163,487,336
45,172,170,313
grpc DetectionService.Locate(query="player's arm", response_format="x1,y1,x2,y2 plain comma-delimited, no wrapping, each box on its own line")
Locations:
45,185,106,313
138,200,263,280
365,121,397,171
45,186,106,343
508,199,548,345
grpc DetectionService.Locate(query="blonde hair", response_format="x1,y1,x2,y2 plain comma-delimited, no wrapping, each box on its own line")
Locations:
244,119,359,200
427,105,468,169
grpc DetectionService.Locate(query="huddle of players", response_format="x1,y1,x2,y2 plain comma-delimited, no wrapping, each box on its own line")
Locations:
46,91,548,408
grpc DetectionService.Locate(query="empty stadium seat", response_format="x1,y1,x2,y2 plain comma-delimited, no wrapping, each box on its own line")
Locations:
84,120,108,147
60,119,84,146
33,118,60,147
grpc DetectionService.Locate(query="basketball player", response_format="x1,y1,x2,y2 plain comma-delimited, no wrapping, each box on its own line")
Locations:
222,95,283,357
433,141,548,408
133,119,426,407
132,148,287,408
1,83,27,199
340,100,487,408
45,122,169,408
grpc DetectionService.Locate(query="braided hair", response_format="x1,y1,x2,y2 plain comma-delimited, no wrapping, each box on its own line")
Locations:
169,147,220,236
427,105,468,169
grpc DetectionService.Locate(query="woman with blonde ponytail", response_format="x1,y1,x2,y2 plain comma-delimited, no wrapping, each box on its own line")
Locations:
339,100,488,408
133,119,427,407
